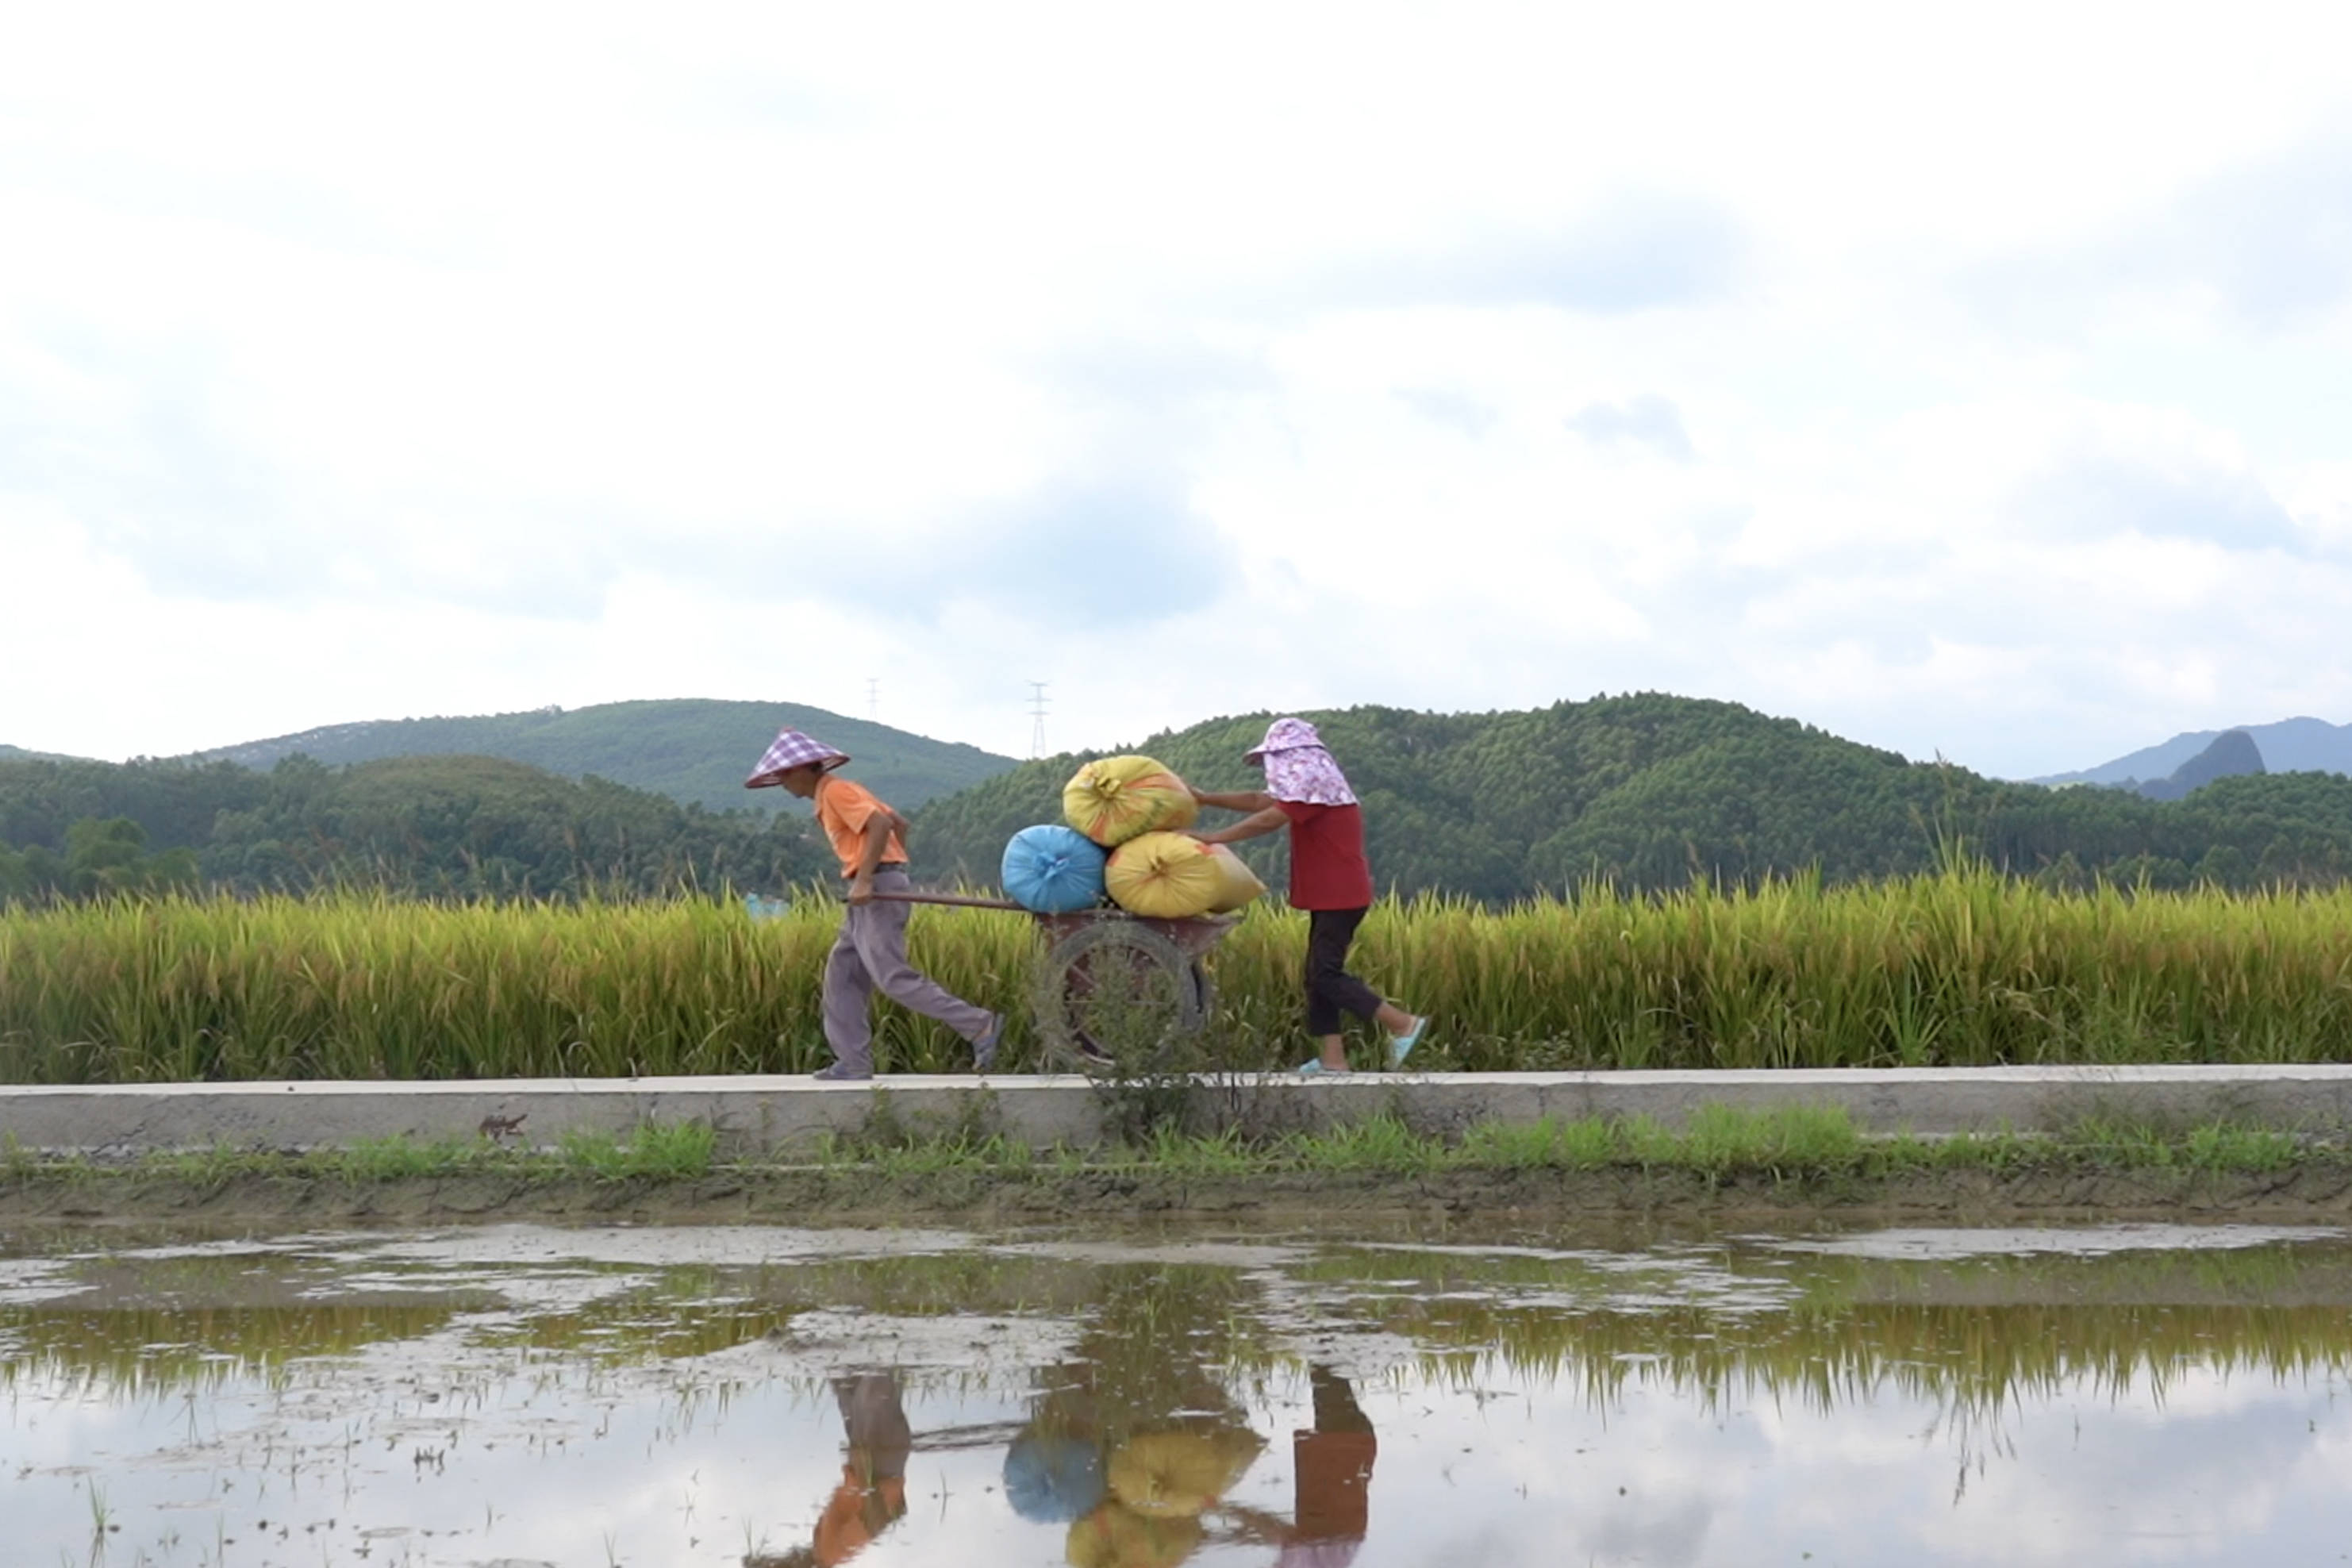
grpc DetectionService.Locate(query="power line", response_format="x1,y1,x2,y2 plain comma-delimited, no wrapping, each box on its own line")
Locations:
1028,682,1050,759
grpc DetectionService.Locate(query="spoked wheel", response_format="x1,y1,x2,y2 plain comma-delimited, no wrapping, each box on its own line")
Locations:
1032,920,1209,1074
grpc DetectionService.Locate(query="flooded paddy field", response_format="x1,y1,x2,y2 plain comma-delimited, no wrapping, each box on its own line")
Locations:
7,1218,2352,1566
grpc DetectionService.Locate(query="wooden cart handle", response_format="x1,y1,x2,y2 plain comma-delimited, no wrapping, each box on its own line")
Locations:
863,890,1028,910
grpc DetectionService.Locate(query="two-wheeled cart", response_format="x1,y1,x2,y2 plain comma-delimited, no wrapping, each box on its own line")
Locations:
871,891,1237,1071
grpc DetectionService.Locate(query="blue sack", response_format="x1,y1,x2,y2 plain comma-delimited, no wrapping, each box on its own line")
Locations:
1001,824,1108,914
1001,1431,1107,1523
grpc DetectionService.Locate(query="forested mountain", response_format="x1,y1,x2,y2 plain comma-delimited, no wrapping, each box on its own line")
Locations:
911,694,2352,901
0,752,828,901
181,699,1017,813
2040,716,2352,785
15,693,2352,907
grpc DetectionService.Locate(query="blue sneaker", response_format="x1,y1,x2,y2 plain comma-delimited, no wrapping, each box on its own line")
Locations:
1296,1060,1351,1075
813,1061,873,1082
1387,1017,1428,1068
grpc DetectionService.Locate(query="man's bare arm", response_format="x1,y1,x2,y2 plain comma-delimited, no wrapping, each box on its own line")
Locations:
847,812,896,902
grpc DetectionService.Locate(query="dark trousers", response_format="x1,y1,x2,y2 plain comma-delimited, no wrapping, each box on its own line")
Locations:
1305,907,1385,1035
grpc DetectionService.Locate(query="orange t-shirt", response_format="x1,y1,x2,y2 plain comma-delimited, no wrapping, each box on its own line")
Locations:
815,774,908,878
814,1467,907,1565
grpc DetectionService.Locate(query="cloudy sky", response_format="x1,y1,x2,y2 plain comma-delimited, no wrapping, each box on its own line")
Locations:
6,2,2350,778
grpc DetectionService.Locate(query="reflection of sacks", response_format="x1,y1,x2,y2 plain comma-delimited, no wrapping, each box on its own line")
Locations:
1063,755,1198,847
1002,825,1110,915
1064,1501,1203,1568
1005,1431,1109,1524
1105,833,1262,919
1105,1428,1266,1519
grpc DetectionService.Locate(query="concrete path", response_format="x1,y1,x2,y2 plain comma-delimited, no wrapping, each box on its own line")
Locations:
8,1065,2352,1157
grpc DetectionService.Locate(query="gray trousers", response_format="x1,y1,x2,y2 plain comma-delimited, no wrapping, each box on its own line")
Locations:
822,869,993,1071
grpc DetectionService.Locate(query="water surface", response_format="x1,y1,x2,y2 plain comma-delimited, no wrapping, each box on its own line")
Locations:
6,1219,2350,1566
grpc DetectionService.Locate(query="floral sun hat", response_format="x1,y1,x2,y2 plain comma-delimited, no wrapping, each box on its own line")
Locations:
1244,717,1357,806
744,728,850,788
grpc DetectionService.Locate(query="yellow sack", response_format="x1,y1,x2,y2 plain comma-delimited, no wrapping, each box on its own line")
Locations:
1065,1502,1201,1568
1202,844,1265,913
1064,755,1197,847
1106,1428,1266,1519
1105,832,1220,918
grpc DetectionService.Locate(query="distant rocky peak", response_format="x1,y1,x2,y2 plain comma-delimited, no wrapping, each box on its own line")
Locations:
2140,729,2266,801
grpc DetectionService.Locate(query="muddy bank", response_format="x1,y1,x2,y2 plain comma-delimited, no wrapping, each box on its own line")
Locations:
12,1162,2352,1228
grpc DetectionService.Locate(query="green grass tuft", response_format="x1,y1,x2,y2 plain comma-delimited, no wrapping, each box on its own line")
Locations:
0,1109,2338,1189
555,1120,718,1179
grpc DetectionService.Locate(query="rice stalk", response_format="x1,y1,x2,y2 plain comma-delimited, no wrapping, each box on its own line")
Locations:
6,867,2352,1081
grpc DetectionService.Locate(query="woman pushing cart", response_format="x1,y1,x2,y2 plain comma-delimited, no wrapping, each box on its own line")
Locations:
1187,717,1426,1075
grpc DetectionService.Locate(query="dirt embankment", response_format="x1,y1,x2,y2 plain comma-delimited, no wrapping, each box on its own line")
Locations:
11,1164,2352,1228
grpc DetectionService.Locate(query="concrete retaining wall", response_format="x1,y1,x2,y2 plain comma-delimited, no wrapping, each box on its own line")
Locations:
8,1065,2352,1158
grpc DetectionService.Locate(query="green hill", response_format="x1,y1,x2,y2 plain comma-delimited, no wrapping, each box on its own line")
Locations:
912,694,2352,900
183,699,1017,814
1,751,828,901
19,693,2352,908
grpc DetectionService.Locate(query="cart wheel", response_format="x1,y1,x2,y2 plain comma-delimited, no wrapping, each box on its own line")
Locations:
1032,920,1206,1074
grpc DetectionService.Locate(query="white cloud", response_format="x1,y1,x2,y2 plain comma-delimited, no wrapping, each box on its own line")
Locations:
6,2,2352,772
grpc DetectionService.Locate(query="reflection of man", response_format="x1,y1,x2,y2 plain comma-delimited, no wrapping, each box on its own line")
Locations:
747,1374,912,1568
1279,1366,1378,1568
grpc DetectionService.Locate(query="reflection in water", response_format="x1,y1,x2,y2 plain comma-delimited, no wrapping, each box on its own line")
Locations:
1283,1366,1378,1567
2,1223,2351,1566
1007,1263,1275,1566
802,1374,913,1566
1208,1366,1380,1568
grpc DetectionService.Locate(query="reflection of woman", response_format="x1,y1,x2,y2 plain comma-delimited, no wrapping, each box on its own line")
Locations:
1220,1366,1380,1567
1280,1366,1378,1567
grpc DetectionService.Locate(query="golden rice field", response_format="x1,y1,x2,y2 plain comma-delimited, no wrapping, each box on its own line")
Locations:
5,868,2352,1082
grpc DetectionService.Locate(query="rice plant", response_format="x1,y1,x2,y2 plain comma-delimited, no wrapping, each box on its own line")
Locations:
6,863,2352,1082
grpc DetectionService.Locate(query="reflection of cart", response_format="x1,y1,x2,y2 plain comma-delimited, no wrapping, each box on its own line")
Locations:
872,892,1238,1072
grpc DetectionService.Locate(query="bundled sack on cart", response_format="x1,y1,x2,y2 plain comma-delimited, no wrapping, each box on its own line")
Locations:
1000,824,1109,914
1063,755,1197,847
1064,1503,1199,1568
1104,832,1264,918
1066,1425,1264,1568
1106,1426,1266,1519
